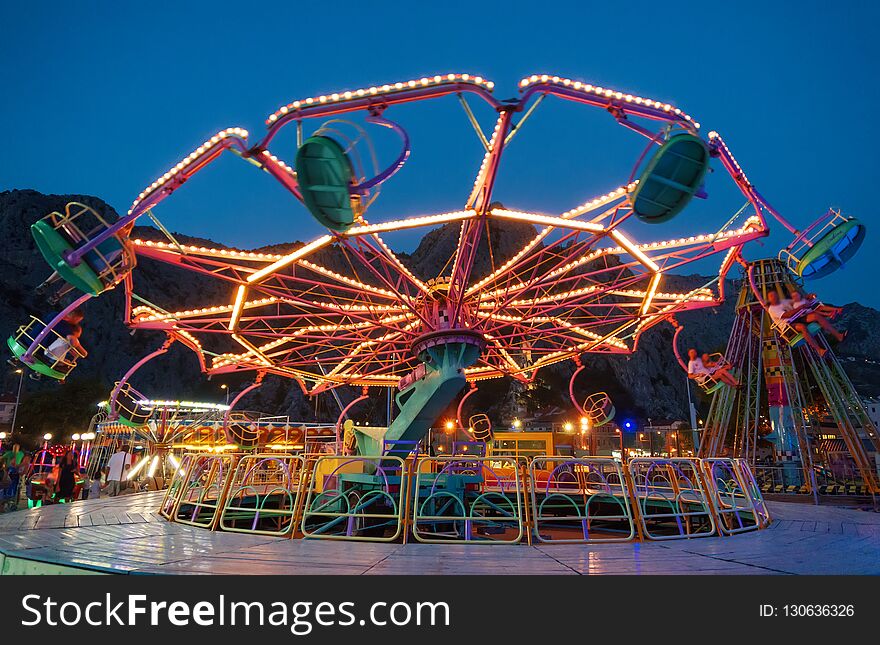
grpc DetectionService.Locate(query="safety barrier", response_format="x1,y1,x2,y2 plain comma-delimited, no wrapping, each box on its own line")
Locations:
627,458,716,540
219,454,306,537
529,457,635,543
702,458,770,534
412,456,524,544
173,453,238,529
158,452,198,519
727,459,772,528
300,455,406,542
157,453,769,543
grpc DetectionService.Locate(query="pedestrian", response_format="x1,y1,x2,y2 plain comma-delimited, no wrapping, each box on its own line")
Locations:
54,450,80,502
105,445,131,496
85,467,104,500
2,443,25,506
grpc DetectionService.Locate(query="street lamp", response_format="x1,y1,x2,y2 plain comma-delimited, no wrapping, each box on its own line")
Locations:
9,368,23,442
220,383,229,405
579,417,592,454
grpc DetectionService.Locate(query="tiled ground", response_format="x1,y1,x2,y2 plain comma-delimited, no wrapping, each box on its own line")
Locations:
0,491,878,575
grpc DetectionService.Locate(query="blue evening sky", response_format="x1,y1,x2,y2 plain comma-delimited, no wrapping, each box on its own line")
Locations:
1,0,877,306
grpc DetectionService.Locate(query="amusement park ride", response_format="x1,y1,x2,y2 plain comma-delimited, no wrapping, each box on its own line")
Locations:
89,398,338,483
5,73,875,542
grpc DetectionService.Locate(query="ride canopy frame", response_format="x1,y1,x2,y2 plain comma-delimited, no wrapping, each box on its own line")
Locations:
14,73,864,403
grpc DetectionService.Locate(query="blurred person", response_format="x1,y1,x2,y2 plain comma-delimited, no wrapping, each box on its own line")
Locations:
105,445,131,497
54,450,80,502
687,348,739,387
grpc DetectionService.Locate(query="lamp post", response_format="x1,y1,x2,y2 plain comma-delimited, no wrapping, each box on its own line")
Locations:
685,374,700,452
220,383,229,405
9,368,23,441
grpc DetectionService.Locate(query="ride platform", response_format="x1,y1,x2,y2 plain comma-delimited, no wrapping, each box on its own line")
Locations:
1,491,878,575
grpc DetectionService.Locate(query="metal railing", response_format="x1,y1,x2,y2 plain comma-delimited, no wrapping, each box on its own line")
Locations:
300,455,407,542
219,454,306,536
156,452,770,543
158,452,197,519
627,458,716,540
752,463,872,494
173,453,238,529
702,458,769,534
529,456,635,543
412,456,524,544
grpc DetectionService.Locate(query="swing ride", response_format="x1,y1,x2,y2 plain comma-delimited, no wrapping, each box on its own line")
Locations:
7,72,870,543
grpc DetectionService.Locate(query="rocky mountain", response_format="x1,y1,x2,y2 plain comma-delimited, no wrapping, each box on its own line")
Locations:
2,189,878,443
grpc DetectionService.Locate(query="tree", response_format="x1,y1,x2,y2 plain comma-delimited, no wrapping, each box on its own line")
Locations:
15,378,105,448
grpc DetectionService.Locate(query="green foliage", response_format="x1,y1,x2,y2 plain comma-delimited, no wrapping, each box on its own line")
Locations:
15,378,104,448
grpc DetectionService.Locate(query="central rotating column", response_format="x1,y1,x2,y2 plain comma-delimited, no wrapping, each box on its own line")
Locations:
353,278,485,457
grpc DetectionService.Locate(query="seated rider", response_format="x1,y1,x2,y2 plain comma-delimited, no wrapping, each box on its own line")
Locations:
789,289,842,321
766,290,845,358
686,348,740,387
43,308,88,366
45,323,86,364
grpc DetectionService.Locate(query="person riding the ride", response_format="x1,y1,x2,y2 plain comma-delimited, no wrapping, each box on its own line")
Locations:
43,308,88,365
789,289,843,322
766,290,845,357
686,348,740,387
45,323,86,365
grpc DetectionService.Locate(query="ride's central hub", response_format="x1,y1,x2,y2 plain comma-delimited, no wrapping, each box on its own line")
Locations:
412,276,483,371
418,276,474,333
410,328,485,366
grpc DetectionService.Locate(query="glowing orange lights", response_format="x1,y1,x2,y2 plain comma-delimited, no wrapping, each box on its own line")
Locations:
267,74,495,125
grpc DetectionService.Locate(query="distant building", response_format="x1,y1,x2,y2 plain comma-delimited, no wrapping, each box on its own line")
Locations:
635,419,691,457
0,393,17,425
862,397,880,430
516,407,623,456
521,407,570,433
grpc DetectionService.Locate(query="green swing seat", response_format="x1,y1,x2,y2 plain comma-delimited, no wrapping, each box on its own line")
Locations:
294,135,361,232
631,133,710,224
794,218,865,280
592,404,616,425
117,413,149,428
583,392,616,425
31,219,126,296
7,334,67,380
112,382,153,427
469,414,493,443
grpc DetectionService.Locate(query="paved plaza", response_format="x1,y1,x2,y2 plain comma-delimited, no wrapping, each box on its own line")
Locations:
0,492,878,575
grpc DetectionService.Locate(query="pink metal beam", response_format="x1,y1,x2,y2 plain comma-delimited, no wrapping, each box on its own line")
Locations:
568,357,587,417
261,83,502,146
109,336,174,418
456,383,478,430
222,371,267,443
335,386,370,447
